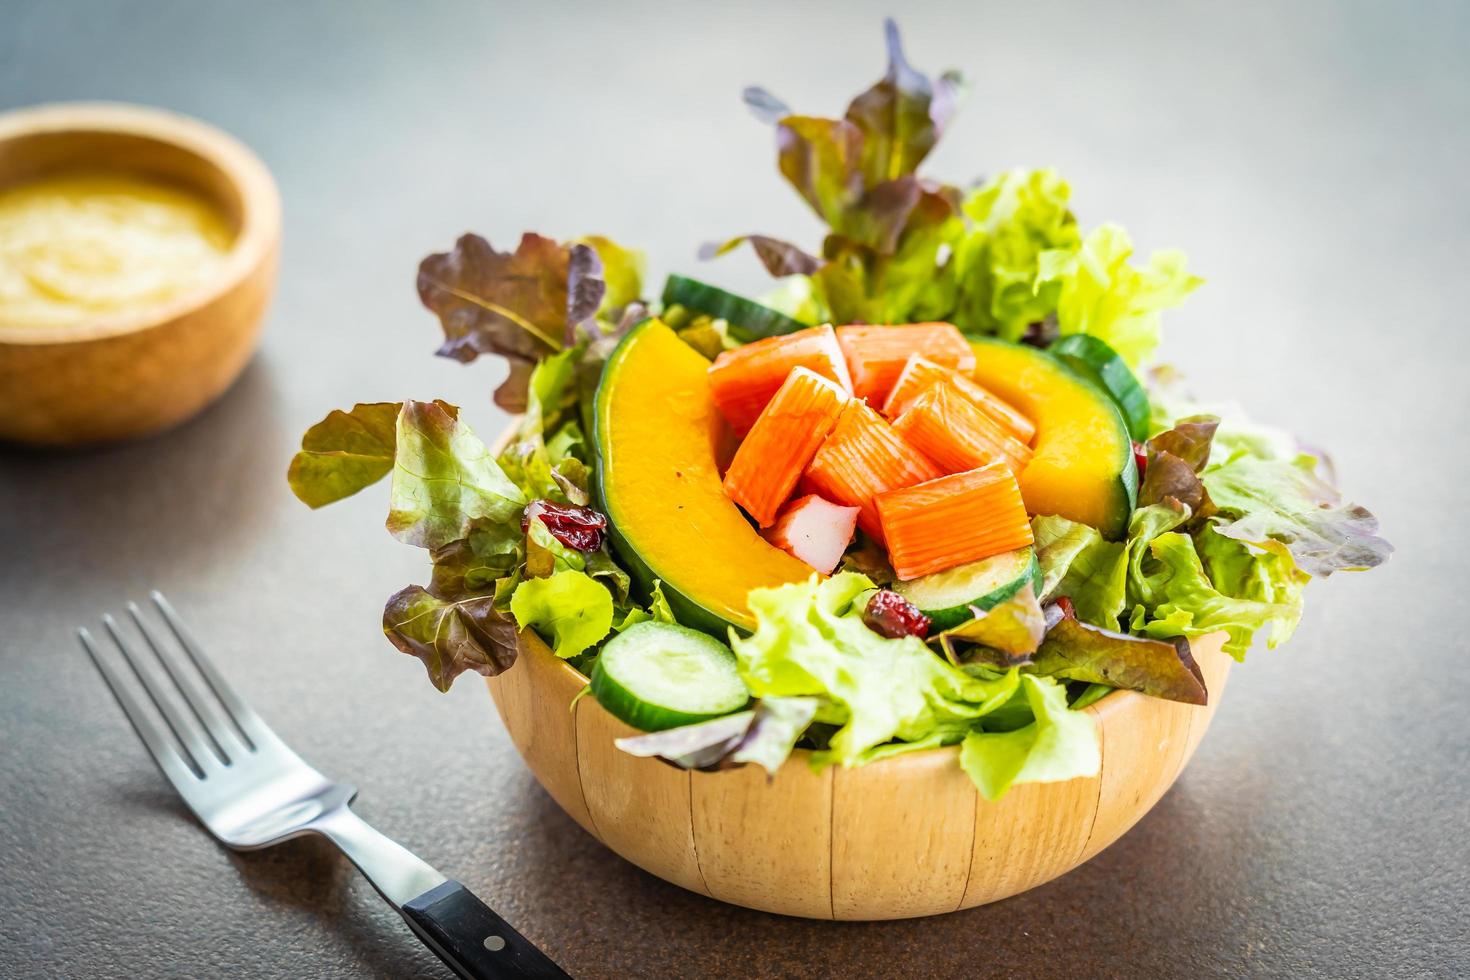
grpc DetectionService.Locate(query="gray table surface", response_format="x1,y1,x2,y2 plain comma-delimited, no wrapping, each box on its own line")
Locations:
3,2,1467,977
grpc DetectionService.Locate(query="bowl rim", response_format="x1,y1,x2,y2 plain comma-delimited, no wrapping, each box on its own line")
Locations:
0,101,281,346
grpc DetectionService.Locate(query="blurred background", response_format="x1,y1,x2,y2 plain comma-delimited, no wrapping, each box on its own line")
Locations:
2,2,1467,977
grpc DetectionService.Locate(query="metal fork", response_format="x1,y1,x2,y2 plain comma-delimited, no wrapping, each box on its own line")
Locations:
78,592,570,980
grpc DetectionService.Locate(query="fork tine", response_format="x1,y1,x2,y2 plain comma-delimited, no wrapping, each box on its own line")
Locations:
79,626,202,787
127,602,239,765
102,614,220,774
150,591,261,750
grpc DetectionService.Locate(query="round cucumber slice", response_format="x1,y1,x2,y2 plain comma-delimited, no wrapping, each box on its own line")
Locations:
1049,334,1151,442
588,621,749,731
661,274,810,341
893,548,1040,631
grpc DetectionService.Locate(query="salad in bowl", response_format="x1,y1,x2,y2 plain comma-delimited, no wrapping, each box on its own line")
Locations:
288,21,1390,915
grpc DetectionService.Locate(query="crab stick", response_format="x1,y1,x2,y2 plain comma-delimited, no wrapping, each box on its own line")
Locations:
804,400,943,542
891,380,1034,477
876,463,1034,580
835,323,976,403
762,494,860,574
723,367,849,527
708,325,853,435
881,354,1036,445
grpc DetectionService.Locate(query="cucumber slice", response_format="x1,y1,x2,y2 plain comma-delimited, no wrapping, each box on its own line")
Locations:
893,548,1040,631
661,274,810,341
1049,334,1151,442
589,621,749,731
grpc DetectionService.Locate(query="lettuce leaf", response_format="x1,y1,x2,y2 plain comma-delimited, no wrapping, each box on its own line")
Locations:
1031,515,1128,629
614,696,820,775
1029,607,1207,705
952,168,1080,340
1203,451,1392,577
382,586,519,691
417,232,644,411
959,674,1100,801
386,400,524,551
286,401,403,508
936,586,1047,664
1036,223,1202,369
497,348,590,505
730,574,1019,767
509,568,614,659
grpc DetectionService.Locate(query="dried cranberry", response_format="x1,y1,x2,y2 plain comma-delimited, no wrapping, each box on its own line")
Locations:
863,589,931,639
1132,441,1149,480
522,499,608,552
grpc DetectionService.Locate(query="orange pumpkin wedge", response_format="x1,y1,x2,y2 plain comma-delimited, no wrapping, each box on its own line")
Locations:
881,354,1036,445
876,463,1034,581
835,322,976,403
707,325,852,435
804,399,943,542
890,380,1034,477
723,367,849,526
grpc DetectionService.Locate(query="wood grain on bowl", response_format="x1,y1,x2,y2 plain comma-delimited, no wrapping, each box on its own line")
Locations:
0,103,280,447
487,627,1231,920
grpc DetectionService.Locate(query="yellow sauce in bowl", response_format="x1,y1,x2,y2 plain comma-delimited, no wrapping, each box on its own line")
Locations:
0,172,235,329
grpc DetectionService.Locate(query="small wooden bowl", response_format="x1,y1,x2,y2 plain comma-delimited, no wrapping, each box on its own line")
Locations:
0,103,280,447
487,628,1231,919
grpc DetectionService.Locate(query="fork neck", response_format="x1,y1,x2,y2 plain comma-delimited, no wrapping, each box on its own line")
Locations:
311,805,447,908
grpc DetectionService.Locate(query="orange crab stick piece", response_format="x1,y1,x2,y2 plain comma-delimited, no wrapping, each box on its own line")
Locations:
835,323,976,403
876,463,1035,581
881,354,1036,445
891,381,1034,477
708,325,853,435
723,368,849,527
804,400,943,541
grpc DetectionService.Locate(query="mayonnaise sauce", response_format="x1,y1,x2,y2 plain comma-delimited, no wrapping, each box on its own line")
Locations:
0,172,234,328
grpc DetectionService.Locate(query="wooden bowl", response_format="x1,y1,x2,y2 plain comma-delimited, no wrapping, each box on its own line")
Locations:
0,103,280,447
487,628,1231,919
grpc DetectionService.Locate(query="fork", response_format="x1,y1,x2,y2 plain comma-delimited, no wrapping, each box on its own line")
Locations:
78,592,570,980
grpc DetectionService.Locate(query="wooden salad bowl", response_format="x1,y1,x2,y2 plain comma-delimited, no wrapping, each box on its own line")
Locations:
486,628,1232,920
0,103,280,447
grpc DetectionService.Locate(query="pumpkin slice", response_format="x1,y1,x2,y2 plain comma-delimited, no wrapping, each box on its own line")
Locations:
723,367,848,527
891,380,1034,477
881,354,1036,445
594,319,813,634
968,338,1138,540
804,399,943,542
835,323,976,403
876,463,1034,581
707,324,852,435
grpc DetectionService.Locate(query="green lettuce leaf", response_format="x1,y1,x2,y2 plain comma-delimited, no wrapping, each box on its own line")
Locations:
1036,223,1202,369
936,587,1047,664
952,168,1080,340
509,568,614,659
427,520,523,599
1031,515,1127,629
1203,451,1392,577
731,573,1019,767
959,674,1101,801
497,347,588,505
286,401,403,508
386,400,524,551
382,586,519,691
1131,530,1297,660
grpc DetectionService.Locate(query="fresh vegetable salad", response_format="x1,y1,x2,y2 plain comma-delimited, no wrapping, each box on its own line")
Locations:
288,22,1390,799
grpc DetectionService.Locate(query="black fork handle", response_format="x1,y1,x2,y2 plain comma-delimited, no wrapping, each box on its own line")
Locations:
401,880,571,979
